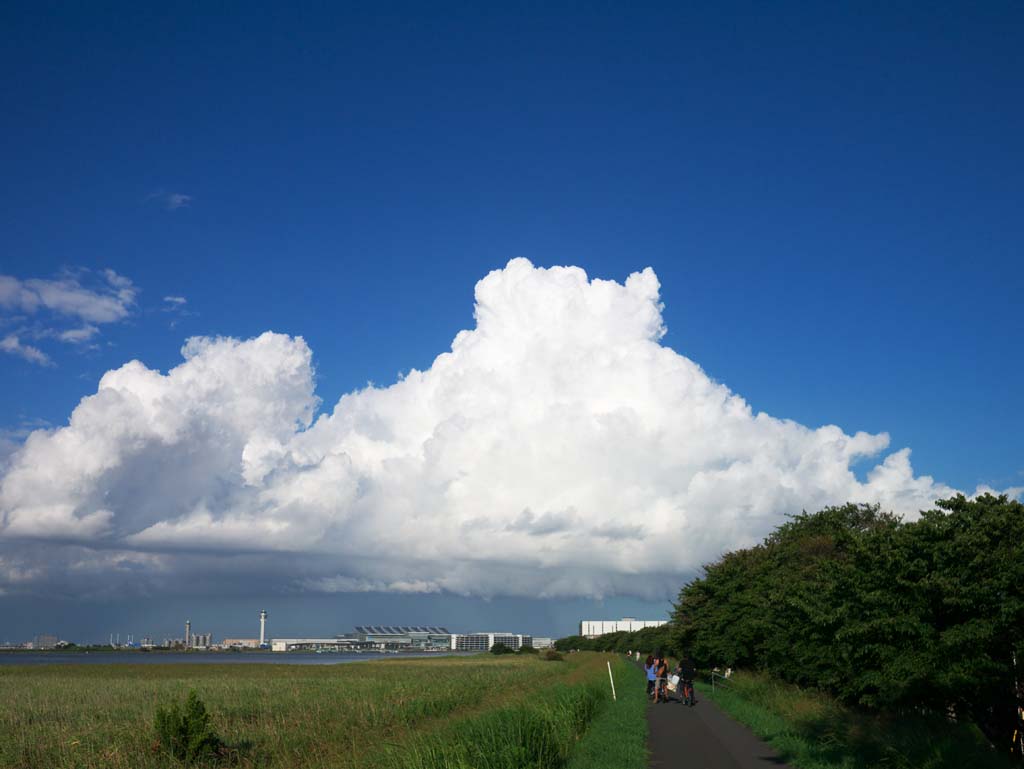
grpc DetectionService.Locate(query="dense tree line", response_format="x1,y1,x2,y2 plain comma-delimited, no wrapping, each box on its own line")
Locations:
671,495,1023,759
554,623,680,658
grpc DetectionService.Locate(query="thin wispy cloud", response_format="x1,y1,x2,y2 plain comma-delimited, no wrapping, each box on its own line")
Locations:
148,191,192,211
0,270,136,324
165,193,191,210
0,334,52,367
0,269,137,364
57,325,100,344
161,294,195,328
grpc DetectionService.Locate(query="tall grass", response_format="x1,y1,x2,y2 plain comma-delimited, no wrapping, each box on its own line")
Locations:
377,679,604,769
0,653,618,769
697,670,1016,769
564,657,647,769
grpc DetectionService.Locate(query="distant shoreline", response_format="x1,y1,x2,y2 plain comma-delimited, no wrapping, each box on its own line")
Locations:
1,648,271,653
0,649,481,666
0,647,469,654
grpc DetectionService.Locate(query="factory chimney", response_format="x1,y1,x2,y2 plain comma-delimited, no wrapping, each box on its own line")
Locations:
185,619,191,649
259,610,267,647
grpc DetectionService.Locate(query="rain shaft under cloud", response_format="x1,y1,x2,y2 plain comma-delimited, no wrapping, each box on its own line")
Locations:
0,259,981,599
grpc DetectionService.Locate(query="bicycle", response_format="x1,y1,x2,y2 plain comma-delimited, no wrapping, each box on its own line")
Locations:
680,678,695,706
1012,704,1023,758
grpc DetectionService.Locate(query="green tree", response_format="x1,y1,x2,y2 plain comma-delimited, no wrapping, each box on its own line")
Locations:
554,635,593,652
909,495,1023,756
671,496,1024,761
153,690,223,763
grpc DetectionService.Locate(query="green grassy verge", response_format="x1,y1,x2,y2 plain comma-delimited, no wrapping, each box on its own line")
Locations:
0,653,620,769
696,671,1016,769
564,657,647,769
377,678,604,769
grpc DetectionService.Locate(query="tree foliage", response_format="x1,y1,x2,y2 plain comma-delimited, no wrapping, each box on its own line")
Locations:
153,690,224,764
554,624,679,657
668,495,1024,759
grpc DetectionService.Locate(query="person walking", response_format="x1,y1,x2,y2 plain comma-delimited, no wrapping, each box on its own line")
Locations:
644,654,656,699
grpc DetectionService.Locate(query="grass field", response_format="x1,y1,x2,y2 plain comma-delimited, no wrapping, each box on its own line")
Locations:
0,652,642,769
564,658,647,769
697,670,1015,769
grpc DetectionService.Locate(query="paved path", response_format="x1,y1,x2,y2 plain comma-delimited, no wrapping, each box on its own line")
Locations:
645,679,791,768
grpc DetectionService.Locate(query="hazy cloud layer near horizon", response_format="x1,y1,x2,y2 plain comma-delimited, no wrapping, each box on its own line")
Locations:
0,259,1002,600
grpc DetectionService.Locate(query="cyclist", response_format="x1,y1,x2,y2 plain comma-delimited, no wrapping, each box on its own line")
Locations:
675,656,696,706
653,652,670,703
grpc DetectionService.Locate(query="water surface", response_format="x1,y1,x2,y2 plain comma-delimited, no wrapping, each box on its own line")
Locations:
0,650,472,666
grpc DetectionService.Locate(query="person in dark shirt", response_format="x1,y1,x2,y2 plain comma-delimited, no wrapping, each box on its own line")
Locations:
675,656,696,706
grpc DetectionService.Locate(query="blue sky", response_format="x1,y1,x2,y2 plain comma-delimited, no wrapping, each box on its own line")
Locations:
1,2,1022,642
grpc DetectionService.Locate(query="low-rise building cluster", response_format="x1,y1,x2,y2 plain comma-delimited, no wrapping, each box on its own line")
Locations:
269,626,536,652
7,612,566,653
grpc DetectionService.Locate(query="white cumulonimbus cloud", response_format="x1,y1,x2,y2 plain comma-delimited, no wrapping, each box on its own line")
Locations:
0,259,997,599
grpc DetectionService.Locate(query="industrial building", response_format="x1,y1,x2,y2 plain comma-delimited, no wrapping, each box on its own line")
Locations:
350,626,452,651
221,638,260,649
271,637,360,652
531,637,554,649
271,627,452,652
450,633,532,651
579,618,666,638
189,632,213,649
267,625,539,653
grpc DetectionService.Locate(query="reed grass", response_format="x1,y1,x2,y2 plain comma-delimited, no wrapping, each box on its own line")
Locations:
0,653,617,769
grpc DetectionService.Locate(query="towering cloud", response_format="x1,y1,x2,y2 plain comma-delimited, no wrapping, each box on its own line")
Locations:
0,259,978,599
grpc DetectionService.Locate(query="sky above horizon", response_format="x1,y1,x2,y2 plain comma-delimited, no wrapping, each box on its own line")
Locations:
1,2,1022,643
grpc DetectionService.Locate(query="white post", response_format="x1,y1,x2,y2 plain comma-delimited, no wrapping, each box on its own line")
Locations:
607,660,617,701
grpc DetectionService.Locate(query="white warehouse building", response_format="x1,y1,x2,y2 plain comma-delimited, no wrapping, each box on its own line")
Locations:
450,633,532,651
579,618,667,638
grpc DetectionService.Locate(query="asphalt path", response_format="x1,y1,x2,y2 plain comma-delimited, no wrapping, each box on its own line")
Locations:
643,671,791,768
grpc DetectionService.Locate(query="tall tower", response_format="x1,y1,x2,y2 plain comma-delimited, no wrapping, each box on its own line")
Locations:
259,610,267,647
185,619,191,648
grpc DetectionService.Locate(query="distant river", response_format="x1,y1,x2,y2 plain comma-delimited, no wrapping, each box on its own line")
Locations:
0,651,474,666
